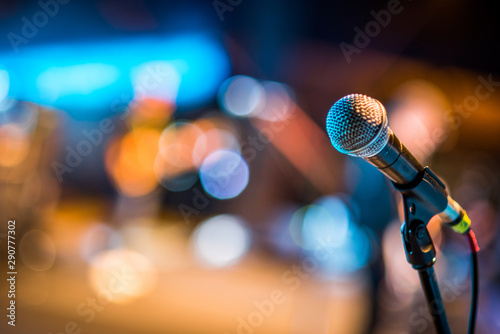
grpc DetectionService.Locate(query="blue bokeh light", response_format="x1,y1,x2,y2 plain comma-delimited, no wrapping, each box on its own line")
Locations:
297,196,372,277
200,149,249,200
218,75,265,117
302,196,350,250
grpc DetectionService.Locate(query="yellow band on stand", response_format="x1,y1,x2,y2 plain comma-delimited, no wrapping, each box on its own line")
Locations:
448,211,471,234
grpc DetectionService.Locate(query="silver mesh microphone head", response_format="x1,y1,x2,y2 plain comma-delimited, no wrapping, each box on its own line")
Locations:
326,94,389,157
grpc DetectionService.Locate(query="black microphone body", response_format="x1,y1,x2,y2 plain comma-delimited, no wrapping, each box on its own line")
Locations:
365,130,423,185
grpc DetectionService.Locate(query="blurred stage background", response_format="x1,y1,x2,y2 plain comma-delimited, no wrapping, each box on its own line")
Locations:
0,0,499,333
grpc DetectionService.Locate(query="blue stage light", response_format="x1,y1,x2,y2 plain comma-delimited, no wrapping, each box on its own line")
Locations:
0,33,230,119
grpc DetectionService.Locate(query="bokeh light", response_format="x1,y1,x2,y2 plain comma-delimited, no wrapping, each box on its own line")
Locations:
192,214,251,267
106,128,161,197
218,75,265,117
193,128,240,166
89,248,157,304
154,121,203,191
389,80,451,161
291,196,372,278
302,196,350,250
127,98,174,128
199,149,249,199
20,229,56,272
256,81,294,121
155,118,242,192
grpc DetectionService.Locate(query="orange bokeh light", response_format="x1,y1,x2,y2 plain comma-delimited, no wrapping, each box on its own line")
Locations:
106,128,161,197
0,124,30,167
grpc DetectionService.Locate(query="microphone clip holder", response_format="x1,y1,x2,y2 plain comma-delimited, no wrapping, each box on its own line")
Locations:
392,167,452,334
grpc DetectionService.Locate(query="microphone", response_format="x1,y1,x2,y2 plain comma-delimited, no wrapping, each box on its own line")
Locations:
326,94,470,234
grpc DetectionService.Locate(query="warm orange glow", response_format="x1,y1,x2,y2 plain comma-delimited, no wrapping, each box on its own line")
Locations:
154,117,241,184
155,122,202,179
127,98,174,128
0,124,30,167
192,117,239,167
105,128,161,197
89,248,157,304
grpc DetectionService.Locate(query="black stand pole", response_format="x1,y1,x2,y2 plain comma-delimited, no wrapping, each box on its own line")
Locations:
400,218,451,334
395,168,453,334
419,267,451,334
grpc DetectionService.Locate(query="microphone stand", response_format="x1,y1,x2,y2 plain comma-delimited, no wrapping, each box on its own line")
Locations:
393,167,452,334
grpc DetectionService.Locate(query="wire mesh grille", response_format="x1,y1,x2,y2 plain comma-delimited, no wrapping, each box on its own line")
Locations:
326,94,389,157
